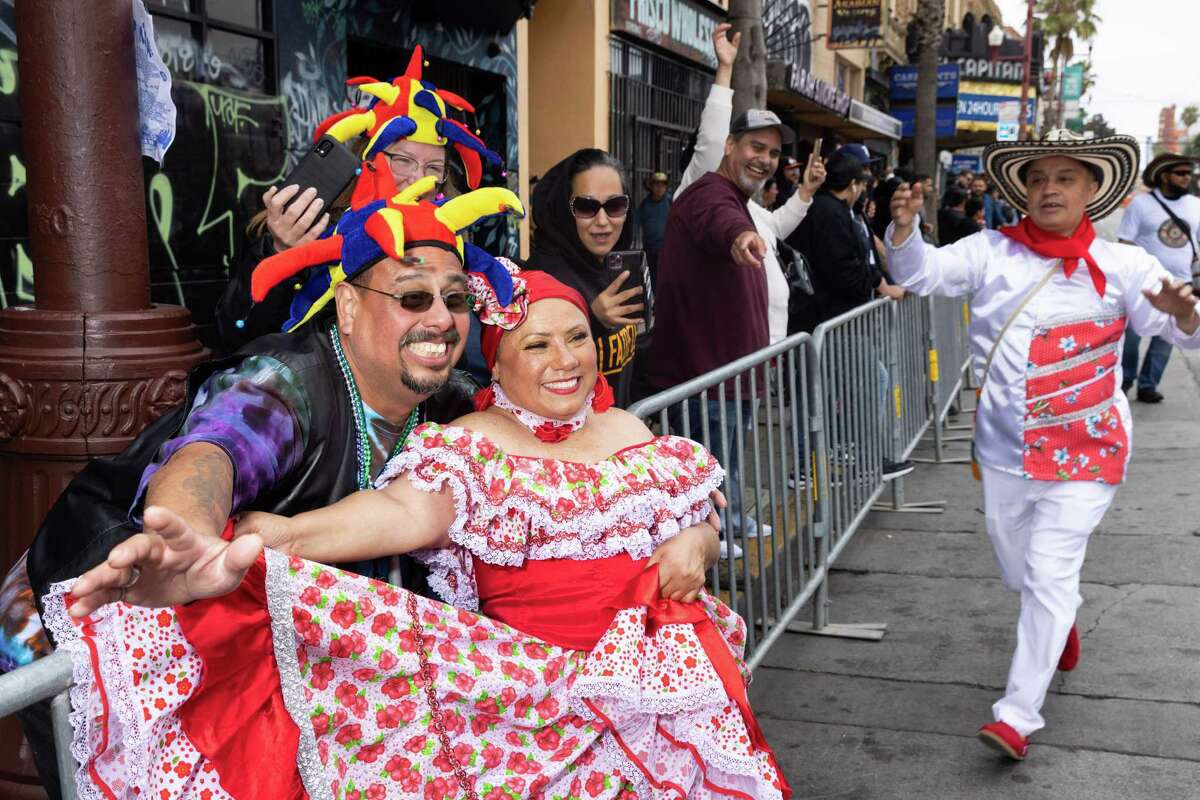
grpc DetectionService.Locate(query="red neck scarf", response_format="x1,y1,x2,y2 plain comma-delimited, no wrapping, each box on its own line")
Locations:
1000,215,1106,297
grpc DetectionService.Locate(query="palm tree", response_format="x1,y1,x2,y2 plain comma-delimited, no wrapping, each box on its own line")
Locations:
913,0,944,237
1181,104,1199,139
1037,0,1101,130
727,0,767,118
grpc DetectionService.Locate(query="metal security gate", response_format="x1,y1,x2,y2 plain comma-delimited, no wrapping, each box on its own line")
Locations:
608,36,710,222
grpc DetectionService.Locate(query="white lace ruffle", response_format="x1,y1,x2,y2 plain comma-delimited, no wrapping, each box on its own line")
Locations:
42,580,147,800
379,427,725,608
565,683,782,800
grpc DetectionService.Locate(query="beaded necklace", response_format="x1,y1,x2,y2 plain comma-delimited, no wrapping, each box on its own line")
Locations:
330,324,421,489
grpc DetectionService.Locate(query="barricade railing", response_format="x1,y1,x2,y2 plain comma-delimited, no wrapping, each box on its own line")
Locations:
917,295,974,465
0,650,76,799
628,332,817,670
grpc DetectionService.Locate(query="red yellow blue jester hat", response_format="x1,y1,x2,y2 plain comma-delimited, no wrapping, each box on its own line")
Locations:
251,173,524,331
313,45,501,190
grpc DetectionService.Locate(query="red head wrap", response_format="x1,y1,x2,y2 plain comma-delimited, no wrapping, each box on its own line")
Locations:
475,270,614,412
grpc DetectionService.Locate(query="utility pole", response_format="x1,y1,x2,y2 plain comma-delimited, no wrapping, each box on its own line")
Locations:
1018,0,1035,139
728,0,767,117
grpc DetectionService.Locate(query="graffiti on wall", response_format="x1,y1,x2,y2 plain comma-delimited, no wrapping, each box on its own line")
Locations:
0,0,521,351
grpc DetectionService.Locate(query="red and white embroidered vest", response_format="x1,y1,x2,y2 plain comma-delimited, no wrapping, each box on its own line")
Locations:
1023,312,1129,482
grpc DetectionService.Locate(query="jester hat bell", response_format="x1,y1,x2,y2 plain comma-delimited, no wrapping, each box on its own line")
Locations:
251,174,524,331
313,45,501,189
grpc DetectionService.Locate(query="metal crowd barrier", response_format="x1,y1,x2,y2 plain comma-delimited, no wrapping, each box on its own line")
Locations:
919,295,974,465
0,650,76,800
0,291,981,791
629,294,976,662
628,332,817,670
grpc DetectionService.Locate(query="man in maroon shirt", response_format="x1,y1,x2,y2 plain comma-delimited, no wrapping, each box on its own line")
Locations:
648,109,787,553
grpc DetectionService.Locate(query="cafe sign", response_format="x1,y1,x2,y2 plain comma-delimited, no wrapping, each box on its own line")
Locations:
612,0,724,68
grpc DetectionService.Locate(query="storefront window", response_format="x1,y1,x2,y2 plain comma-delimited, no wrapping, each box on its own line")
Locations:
149,0,274,94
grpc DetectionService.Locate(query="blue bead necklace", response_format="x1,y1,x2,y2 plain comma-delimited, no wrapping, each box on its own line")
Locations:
330,324,421,490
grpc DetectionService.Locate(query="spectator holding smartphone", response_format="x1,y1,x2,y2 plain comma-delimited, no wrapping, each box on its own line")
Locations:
530,148,644,408
217,45,501,354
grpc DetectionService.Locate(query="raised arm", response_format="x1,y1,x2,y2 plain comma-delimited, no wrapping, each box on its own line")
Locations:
240,475,456,564
771,150,824,239
675,23,738,198
886,182,985,297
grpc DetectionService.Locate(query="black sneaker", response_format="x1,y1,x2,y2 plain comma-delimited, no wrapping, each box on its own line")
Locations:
787,472,809,490
1136,388,1164,404
1121,379,1133,393
882,459,915,481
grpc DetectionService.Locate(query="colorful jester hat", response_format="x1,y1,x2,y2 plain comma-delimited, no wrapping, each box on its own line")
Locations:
312,45,502,189
251,175,525,331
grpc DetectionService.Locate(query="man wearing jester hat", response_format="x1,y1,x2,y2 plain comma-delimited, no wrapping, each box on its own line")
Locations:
220,44,504,349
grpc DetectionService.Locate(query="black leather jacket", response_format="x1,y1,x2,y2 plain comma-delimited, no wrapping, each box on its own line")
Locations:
27,317,478,614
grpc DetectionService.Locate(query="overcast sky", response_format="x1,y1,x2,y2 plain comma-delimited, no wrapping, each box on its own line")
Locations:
992,0,1198,147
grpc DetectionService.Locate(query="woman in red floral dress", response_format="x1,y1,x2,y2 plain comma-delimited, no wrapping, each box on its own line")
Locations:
48,268,791,800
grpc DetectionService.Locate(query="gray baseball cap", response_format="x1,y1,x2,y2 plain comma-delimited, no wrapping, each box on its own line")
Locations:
730,109,795,144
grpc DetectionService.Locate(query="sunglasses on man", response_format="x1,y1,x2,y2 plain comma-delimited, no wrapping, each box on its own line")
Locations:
351,283,476,313
1168,169,1194,177
570,195,630,219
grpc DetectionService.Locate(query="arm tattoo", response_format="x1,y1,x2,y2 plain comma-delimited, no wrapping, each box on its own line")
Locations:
179,450,233,524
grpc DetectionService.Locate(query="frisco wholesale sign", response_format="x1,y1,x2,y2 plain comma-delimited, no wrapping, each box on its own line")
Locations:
611,0,723,68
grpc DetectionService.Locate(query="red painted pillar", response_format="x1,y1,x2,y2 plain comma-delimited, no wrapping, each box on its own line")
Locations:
0,0,207,572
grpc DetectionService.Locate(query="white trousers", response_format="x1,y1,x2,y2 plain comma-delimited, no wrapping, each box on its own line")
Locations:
981,466,1117,737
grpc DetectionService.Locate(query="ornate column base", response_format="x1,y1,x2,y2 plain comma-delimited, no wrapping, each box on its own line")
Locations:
0,304,208,570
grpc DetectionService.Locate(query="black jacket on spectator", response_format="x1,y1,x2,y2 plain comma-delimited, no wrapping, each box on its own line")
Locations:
786,188,883,332
937,207,980,247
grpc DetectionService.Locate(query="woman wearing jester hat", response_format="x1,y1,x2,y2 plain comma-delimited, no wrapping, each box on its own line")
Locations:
220,45,504,350
48,181,792,798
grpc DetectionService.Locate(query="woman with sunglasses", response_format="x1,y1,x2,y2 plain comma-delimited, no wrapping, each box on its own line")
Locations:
531,149,645,407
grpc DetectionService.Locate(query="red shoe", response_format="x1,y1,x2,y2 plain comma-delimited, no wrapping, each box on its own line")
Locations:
978,721,1028,760
1058,624,1080,672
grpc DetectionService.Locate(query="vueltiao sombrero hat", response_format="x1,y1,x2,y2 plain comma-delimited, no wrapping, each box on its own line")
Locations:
983,128,1140,221
1142,152,1197,187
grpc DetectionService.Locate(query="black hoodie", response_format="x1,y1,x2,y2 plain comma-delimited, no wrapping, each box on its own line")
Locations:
530,152,639,407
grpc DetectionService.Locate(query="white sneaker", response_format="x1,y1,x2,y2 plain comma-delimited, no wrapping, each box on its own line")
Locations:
737,520,772,539
719,539,744,560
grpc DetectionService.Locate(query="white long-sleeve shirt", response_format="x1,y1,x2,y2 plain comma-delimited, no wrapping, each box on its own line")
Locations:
675,85,811,344
886,225,1200,482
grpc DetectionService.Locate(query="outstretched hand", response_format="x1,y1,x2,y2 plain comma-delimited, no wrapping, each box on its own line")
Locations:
1143,276,1200,333
731,230,767,268
68,506,262,618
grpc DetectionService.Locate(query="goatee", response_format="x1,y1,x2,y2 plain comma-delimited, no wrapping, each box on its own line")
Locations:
398,328,461,396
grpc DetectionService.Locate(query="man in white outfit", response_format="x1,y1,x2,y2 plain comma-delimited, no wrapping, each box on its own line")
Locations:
886,130,1200,760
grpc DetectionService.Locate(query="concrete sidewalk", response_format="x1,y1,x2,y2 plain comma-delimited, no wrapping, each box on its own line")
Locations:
750,353,1200,799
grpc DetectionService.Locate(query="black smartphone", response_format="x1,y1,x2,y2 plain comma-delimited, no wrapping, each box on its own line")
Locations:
604,250,648,324
281,135,360,214
605,250,646,290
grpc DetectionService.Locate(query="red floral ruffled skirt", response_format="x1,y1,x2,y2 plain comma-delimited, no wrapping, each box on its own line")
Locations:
44,549,790,800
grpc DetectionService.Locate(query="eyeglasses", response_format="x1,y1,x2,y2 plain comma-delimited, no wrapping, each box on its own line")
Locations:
382,151,446,180
351,283,475,313
570,195,630,219
1168,169,1194,177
